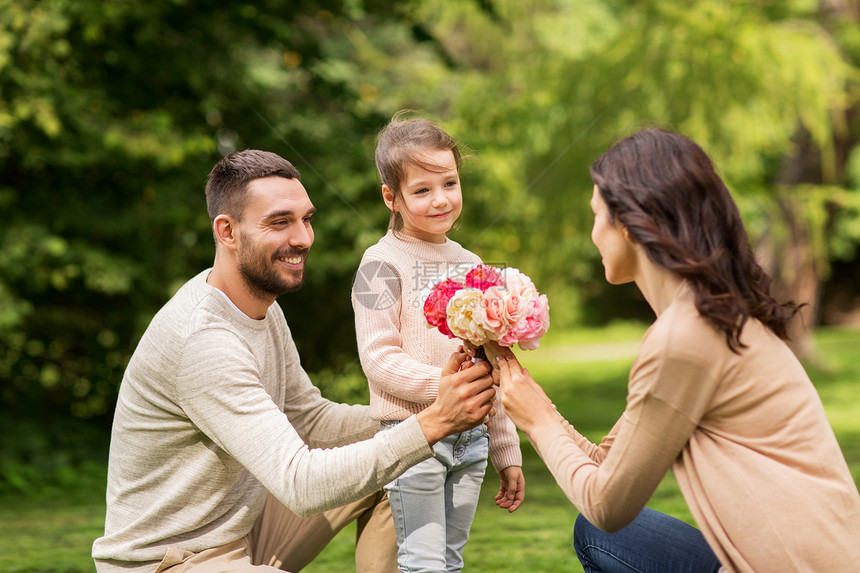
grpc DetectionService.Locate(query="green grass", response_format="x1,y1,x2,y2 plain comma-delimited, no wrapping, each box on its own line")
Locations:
0,476,107,573
3,325,859,573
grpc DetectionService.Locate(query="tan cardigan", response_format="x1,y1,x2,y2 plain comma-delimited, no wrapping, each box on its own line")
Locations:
352,230,522,472
530,284,860,572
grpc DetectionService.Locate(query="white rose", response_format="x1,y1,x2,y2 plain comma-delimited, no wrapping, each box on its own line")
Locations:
446,288,489,346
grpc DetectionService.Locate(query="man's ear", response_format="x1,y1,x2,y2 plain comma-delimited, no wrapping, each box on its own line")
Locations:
213,214,238,251
381,184,398,213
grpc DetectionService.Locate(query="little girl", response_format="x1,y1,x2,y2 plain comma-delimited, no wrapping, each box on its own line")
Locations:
352,112,524,572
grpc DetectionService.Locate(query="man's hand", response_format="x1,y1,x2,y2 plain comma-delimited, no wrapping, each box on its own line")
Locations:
416,347,495,445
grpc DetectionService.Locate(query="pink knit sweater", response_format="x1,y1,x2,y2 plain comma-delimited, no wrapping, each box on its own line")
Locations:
352,230,522,471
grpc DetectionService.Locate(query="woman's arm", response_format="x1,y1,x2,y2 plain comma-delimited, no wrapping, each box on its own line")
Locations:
498,353,705,533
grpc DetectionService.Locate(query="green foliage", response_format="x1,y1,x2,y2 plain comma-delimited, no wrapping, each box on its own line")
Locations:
0,0,429,491
0,0,418,429
0,414,107,496
405,0,860,326
3,0,860,490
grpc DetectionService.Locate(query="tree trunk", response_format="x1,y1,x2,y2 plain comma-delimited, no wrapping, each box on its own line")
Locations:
760,189,822,360
760,0,860,361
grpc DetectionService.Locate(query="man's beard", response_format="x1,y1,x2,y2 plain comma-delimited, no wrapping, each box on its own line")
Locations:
238,241,306,299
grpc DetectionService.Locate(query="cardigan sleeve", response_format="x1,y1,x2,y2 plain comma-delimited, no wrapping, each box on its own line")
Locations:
527,325,717,533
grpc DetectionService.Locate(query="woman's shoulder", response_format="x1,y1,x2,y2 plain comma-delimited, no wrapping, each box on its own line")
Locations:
642,293,725,361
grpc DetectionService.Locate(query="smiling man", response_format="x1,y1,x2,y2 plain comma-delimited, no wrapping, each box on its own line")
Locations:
92,150,497,573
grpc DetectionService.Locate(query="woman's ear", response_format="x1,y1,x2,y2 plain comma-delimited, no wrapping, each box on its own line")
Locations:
213,214,238,251
381,184,398,213
621,225,632,242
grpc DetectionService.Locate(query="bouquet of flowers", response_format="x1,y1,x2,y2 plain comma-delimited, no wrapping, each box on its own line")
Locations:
423,265,550,364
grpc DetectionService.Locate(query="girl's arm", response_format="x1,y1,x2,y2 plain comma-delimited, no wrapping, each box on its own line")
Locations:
352,258,444,404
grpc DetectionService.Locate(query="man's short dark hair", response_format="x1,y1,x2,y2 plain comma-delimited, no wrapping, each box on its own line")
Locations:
205,150,301,222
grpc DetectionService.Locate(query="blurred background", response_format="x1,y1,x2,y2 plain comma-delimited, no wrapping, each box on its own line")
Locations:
2,0,860,507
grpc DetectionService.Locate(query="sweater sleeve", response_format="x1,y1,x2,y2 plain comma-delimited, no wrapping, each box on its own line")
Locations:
352,256,442,403
487,394,523,471
562,414,622,463
176,327,432,518
528,341,713,533
276,334,379,449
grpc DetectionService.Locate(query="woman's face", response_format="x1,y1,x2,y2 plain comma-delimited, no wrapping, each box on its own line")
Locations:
590,185,637,285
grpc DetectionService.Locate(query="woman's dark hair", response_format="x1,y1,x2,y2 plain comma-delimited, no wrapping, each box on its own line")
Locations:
590,127,801,351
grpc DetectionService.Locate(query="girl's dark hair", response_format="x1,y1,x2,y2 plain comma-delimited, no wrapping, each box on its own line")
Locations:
590,127,801,351
205,149,301,223
375,111,465,231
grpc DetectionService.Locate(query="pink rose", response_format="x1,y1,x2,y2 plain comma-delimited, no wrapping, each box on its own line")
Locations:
480,286,509,337
464,265,505,292
492,279,549,349
423,278,463,338
425,265,550,350
515,294,550,350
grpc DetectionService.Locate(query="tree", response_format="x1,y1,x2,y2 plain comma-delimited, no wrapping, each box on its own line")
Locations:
0,0,433,489
405,0,860,357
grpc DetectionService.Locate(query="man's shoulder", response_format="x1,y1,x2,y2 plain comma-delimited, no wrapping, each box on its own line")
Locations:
145,270,274,345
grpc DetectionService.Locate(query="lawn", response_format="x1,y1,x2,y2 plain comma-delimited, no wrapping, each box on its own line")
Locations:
2,324,859,572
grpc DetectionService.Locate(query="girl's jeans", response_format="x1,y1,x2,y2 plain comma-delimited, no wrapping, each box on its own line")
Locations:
574,507,723,573
379,421,489,573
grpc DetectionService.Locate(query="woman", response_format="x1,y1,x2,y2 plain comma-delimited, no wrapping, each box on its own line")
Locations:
497,127,860,572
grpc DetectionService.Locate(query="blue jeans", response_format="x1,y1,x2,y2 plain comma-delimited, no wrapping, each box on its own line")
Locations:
379,421,489,573
574,507,723,573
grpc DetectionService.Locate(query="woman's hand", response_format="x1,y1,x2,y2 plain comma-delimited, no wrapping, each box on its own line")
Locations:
497,356,556,436
495,465,525,513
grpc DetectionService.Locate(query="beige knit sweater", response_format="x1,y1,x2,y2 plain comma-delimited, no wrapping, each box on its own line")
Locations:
93,269,432,573
352,230,522,472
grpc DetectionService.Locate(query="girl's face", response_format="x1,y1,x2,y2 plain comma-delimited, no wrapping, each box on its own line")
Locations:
384,148,462,244
590,185,637,285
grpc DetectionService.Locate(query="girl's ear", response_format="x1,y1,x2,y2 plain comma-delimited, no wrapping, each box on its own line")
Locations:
381,184,398,213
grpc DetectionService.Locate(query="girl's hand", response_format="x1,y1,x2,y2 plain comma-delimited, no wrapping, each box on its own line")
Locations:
497,356,555,435
495,465,525,513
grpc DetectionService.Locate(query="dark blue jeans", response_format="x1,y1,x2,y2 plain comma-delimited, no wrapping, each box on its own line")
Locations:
574,508,723,573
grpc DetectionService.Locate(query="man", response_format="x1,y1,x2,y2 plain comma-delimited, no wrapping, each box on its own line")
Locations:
92,150,496,572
